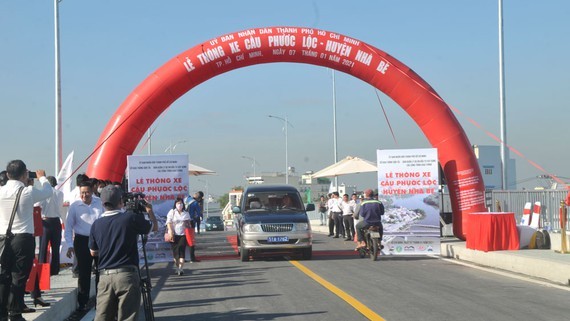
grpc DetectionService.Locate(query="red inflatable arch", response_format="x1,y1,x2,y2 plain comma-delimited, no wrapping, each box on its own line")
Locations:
87,26,486,239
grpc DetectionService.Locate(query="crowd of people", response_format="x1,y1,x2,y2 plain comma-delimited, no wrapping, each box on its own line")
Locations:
318,189,385,250
0,159,205,321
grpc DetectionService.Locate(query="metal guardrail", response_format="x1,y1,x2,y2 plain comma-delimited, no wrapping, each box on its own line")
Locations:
486,189,568,231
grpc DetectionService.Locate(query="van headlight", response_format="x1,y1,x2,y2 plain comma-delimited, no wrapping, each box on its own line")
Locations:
294,223,309,231
243,224,263,233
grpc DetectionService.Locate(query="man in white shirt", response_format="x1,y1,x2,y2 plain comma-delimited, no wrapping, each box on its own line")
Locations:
326,193,335,236
328,192,343,238
0,160,52,321
340,194,356,241
64,180,103,312
37,176,64,275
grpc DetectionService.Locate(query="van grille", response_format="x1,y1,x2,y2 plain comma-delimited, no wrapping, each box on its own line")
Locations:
261,223,293,232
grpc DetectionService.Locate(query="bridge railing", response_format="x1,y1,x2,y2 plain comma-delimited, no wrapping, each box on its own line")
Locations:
485,189,568,231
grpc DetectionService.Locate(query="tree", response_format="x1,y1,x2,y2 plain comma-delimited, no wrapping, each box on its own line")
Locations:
217,186,243,209
217,193,229,208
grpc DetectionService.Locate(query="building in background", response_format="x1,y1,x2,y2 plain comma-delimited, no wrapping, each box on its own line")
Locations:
243,169,330,202
473,145,517,190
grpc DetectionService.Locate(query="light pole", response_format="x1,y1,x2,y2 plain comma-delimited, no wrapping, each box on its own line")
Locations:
197,178,209,218
54,0,63,176
164,140,187,154
498,0,508,189
268,115,293,184
241,155,259,177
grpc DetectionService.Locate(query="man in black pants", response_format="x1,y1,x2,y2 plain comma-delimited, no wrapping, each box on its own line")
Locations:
38,176,64,275
0,160,52,321
64,180,103,312
325,193,334,236
328,192,343,238
31,176,64,307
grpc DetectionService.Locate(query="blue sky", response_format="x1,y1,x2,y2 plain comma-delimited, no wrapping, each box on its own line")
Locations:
1,1,569,196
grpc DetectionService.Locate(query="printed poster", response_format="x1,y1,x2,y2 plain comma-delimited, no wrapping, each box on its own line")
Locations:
377,148,440,255
127,154,190,262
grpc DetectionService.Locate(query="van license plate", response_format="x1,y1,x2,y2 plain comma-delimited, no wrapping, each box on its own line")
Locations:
369,232,381,238
268,236,289,243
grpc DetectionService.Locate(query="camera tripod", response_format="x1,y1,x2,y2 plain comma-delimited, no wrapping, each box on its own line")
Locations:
139,234,155,321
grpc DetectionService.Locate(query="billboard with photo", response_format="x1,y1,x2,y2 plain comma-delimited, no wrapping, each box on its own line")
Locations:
377,148,440,255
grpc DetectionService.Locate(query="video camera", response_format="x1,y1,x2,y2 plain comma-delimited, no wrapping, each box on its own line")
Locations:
123,192,148,214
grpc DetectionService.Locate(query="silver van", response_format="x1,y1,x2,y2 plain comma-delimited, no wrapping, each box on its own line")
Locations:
233,184,314,261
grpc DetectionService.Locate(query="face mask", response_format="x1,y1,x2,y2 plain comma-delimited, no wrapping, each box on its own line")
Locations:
97,187,103,194
176,203,183,211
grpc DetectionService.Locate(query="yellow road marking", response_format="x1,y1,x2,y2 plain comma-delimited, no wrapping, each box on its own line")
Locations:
289,260,386,321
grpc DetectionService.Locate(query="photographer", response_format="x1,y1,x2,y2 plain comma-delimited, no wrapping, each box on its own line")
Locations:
0,161,52,321
89,185,156,321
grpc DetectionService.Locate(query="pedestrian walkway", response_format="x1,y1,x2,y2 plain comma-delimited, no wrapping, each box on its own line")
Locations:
27,221,570,320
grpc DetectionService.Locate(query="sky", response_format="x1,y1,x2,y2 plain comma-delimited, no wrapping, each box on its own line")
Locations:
1,1,569,197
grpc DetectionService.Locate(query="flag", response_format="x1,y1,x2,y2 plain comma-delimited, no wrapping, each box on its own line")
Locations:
56,151,74,202
328,181,336,193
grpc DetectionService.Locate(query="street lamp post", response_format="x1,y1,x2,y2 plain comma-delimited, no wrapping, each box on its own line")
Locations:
241,155,259,177
54,0,63,176
268,115,293,184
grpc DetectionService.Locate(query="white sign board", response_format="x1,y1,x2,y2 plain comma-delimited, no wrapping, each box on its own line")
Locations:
127,154,189,202
127,154,190,262
377,148,440,255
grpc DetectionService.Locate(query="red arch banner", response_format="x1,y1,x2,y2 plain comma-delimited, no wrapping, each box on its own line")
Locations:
87,26,486,239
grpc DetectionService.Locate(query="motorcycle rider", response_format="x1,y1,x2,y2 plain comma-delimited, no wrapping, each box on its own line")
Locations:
355,189,384,249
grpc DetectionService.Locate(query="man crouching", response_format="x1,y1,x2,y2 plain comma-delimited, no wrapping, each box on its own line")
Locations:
89,185,157,321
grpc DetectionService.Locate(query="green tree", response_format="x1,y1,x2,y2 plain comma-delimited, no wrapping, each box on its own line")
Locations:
217,193,229,208
217,186,243,209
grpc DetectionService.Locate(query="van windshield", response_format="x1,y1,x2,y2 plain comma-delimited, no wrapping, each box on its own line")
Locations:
244,191,303,212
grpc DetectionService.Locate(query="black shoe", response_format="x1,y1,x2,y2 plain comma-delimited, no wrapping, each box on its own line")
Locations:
327,234,333,237
344,238,352,241
76,305,87,312
33,297,50,307
21,305,35,313
333,236,339,238
8,315,25,321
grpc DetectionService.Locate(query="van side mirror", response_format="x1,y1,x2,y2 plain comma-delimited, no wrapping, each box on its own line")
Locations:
232,206,241,214
305,203,315,211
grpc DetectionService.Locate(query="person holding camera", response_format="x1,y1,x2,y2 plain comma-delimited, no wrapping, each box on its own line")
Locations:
89,185,156,321
0,160,52,321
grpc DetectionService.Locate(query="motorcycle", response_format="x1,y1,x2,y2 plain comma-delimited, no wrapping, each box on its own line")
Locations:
357,226,383,261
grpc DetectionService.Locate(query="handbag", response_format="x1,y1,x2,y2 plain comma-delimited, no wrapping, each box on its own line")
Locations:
185,227,195,247
0,187,24,261
164,231,173,243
